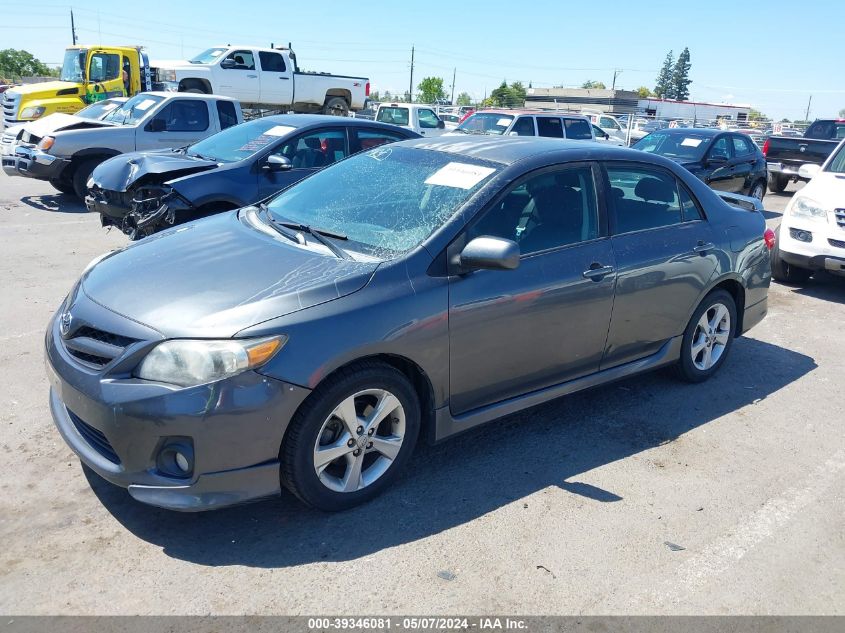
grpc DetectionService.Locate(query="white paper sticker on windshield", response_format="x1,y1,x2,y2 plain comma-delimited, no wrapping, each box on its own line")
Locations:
264,125,296,137
135,98,156,111
680,137,703,147
496,118,512,127
425,162,496,189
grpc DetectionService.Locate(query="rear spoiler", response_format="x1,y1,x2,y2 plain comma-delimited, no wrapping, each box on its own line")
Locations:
718,191,764,212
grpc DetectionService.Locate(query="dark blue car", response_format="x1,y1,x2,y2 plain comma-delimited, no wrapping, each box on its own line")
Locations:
86,114,419,239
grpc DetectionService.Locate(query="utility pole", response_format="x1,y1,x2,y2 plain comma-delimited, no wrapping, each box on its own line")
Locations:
450,67,456,104
408,46,415,103
612,68,622,91
805,95,812,122
70,9,77,45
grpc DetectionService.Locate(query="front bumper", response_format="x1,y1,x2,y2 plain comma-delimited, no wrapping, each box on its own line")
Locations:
779,220,845,275
45,306,311,511
1,145,69,180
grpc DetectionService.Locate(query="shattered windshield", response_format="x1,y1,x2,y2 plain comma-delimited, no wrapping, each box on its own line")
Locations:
101,94,165,125
265,146,498,259
187,118,297,163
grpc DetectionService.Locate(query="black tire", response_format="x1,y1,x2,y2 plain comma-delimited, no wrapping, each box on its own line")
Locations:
49,178,74,195
281,360,420,511
675,289,737,383
767,174,789,194
771,227,812,284
748,179,766,201
71,158,101,200
322,96,349,117
185,88,205,94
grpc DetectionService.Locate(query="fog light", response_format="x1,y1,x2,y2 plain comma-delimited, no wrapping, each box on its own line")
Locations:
156,439,194,478
789,228,812,243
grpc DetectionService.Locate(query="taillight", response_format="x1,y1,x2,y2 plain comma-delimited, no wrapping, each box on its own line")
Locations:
365,82,370,97
764,228,775,250
762,139,769,156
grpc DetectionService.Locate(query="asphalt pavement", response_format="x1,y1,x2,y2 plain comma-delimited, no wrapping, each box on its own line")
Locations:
0,172,842,615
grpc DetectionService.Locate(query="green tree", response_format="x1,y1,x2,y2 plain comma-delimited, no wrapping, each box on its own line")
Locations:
456,92,472,106
383,90,392,102
671,47,692,101
780,118,791,123
653,50,674,99
581,80,606,89
403,90,411,103
748,108,767,121
369,90,380,102
489,80,526,108
417,76,446,104
0,48,53,82
509,81,526,107
636,86,653,98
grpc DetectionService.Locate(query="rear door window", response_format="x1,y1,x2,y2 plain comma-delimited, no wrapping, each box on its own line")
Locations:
563,118,594,140
536,117,563,138
353,128,408,152
732,135,753,156
606,166,683,233
216,100,238,130
376,107,409,126
258,51,286,72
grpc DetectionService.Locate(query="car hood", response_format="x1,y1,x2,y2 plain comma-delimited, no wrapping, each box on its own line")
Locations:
90,150,219,192
23,112,103,137
799,171,845,207
80,211,379,338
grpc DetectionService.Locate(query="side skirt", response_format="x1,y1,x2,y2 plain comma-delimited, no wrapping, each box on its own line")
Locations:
433,335,683,443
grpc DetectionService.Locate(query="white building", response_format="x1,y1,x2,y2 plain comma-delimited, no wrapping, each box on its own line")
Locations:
637,98,752,122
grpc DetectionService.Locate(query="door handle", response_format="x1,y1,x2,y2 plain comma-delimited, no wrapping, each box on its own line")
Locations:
582,264,615,280
280,76,290,80
247,74,258,78
693,241,716,254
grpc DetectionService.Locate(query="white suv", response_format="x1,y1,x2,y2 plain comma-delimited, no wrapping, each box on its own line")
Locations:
771,139,845,283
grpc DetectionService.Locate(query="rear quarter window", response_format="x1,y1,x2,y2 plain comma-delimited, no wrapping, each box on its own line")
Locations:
563,118,593,140
376,107,409,126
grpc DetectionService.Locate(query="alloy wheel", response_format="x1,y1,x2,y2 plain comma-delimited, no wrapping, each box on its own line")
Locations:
690,303,731,371
312,389,406,493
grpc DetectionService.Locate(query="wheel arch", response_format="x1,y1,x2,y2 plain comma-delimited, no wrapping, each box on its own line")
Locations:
281,353,437,450
324,89,351,105
178,78,212,94
704,275,746,336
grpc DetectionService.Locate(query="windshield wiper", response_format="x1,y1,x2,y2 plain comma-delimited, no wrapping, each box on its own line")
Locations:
276,220,351,260
259,203,304,246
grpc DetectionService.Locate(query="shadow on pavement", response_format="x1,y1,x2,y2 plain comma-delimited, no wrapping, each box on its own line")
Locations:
21,194,87,213
786,272,845,305
87,337,815,568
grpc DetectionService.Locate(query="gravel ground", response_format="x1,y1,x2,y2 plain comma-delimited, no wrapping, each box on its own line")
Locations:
0,172,842,615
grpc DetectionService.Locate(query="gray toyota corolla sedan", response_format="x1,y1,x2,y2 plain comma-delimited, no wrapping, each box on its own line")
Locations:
46,136,773,512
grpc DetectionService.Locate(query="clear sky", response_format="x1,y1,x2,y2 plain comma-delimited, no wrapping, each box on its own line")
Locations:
1,0,843,120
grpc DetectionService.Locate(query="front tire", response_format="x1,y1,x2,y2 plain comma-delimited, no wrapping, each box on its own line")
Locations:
771,227,812,284
281,361,420,511
49,178,74,195
71,158,101,200
675,289,737,383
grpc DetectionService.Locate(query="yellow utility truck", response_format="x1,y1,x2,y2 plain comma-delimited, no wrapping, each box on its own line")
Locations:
2,45,154,128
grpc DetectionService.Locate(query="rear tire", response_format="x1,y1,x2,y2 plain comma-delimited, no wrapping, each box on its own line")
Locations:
185,88,205,94
281,361,420,511
771,227,812,284
767,174,789,194
675,289,737,383
322,96,349,117
49,178,74,195
71,159,101,200
749,180,765,201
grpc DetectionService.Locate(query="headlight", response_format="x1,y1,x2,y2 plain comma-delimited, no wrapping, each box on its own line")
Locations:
135,336,286,387
37,136,55,151
20,106,46,119
158,69,177,82
789,196,827,222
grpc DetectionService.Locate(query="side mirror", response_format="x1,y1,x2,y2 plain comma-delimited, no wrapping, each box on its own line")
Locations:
798,163,820,180
604,133,610,140
459,236,520,272
264,154,292,171
146,118,166,132
220,58,236,69
437,119,445,129
708,154,728,165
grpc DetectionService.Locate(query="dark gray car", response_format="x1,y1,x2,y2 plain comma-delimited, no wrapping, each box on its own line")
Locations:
46,137,773,512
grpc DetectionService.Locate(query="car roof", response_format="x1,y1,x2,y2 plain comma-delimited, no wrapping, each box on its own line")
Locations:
470,109,589,118
142,91,238,103
648,127,725,137
239,113,418,132
399,135,655,165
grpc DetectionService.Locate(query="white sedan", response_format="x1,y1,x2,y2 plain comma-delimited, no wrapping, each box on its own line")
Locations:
771,138,845,283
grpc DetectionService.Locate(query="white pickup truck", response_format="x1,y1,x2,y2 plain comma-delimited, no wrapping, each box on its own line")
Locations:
1,92,242,198
157,45,370,116
374,103,447,136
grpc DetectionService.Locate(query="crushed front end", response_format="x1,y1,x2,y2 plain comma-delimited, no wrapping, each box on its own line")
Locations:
87,182,194,240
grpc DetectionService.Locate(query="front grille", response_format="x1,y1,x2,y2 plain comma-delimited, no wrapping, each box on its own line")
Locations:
2,91,20,128
68,409,121,464
835,209,845,230
63,325,139,369
829,238,845,250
